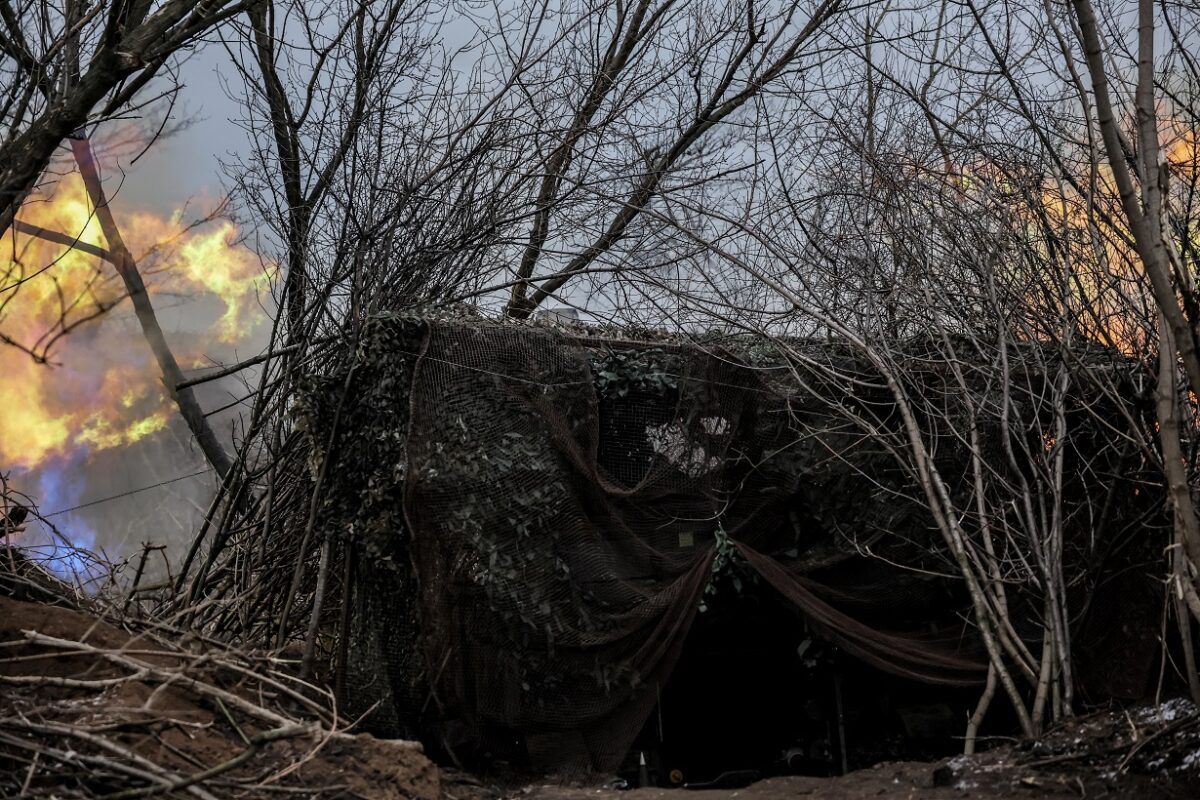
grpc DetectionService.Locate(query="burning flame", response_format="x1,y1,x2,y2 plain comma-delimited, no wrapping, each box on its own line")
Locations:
0,172,268,471
927,103,1200,355
1021,115,1200,354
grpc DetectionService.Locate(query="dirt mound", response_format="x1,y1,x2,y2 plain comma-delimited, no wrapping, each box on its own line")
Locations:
0,594,439,799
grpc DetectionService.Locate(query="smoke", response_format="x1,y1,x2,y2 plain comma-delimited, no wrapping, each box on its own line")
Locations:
8,328,259,586
10,375,261,589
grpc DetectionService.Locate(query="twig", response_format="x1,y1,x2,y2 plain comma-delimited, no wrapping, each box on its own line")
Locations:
1118,711,1200,771
98,724,313,800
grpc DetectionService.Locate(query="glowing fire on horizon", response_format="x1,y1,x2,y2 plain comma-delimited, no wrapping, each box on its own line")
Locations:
956,119,1200,355
0,172,269,473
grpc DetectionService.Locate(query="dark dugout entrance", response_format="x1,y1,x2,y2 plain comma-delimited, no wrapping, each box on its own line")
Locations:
310,317,1163,779
625,575,981,787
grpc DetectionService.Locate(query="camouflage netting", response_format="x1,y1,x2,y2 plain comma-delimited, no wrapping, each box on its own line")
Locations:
287,315,1160,774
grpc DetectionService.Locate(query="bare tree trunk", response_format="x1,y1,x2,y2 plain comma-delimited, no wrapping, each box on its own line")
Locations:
1156,313,1200,611
1157,311,1200,700
0,1,251,241
965,663,997,755
1174,543,1200,703
1071,0,1200,398
69,133,233,479
246,2,308,334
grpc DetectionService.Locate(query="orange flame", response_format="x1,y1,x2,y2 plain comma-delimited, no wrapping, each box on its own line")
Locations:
0,172,268,470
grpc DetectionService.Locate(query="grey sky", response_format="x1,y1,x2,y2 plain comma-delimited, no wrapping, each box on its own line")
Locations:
119,44,243,210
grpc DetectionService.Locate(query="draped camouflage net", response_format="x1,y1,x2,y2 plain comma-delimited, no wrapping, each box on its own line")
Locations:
205,314,1160,776
394,320,987,772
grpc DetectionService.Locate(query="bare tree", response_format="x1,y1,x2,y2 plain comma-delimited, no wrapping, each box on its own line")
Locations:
170,0,851,664
0,0,253,241
1,3,265,482
502,0,845,318
168,0,1197,749
552,0,1186,736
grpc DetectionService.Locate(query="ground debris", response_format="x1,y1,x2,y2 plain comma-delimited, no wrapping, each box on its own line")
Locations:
440,704,1200,800
0,594,438,800
928,701,1200,798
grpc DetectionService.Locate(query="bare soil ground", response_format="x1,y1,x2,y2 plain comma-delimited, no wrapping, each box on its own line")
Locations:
0,593,440,799
470,762,1192,800
444,751,1198,800
443,701,1200,800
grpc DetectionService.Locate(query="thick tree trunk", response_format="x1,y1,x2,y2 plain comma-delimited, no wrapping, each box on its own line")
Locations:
70,134,233,479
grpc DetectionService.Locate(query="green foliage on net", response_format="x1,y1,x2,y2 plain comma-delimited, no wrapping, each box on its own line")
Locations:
292,317,426,570
589,346,681,399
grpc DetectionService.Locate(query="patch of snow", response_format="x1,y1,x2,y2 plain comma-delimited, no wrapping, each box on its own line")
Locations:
1135,697,1197,725
944,755,971,770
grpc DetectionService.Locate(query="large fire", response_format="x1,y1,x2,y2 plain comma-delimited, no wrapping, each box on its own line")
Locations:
1010,119,1200,354
0,172,268,472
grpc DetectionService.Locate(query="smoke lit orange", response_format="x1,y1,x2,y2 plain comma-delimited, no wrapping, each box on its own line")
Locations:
0,172,268,470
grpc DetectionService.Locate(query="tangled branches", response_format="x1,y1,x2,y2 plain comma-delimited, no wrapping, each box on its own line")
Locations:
0,586,434,799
